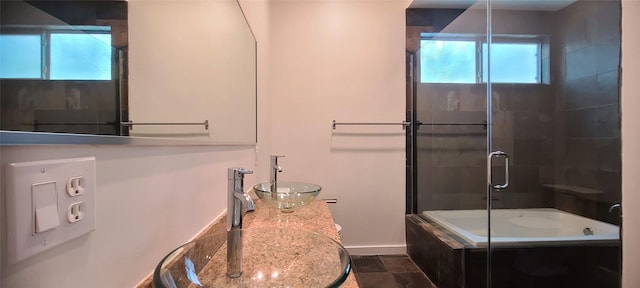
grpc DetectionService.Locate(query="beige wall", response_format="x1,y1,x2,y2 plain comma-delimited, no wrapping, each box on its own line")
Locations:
241,0,273,182
621,0,640,286
0,146,256,287
267,0,408,254
128,0,256,143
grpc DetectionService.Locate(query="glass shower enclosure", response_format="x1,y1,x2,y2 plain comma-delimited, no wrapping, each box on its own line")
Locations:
405,1,622,287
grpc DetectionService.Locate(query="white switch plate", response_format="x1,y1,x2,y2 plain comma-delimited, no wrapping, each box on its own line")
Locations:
5,157,96,265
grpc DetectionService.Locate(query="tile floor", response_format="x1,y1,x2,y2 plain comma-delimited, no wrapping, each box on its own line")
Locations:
351,255,437,288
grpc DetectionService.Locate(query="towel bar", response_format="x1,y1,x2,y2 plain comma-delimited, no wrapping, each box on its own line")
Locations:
121,120,209,130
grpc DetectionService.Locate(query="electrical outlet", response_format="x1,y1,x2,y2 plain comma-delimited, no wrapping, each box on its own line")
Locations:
67,202,86,223
5,157,96,265
66,176,85,196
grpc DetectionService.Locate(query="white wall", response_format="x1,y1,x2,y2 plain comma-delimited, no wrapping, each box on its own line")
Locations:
240,0,273,182
621,0,640,286
128,0,257,144
267,0,408,254
0,146,255,287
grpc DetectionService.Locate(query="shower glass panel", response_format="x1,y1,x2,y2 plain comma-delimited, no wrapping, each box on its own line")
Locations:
411,2,489,213
488,0,621,287
407,1,490,287
406,0,621,287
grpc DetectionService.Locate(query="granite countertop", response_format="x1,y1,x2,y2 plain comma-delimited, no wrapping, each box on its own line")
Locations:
138,197,358,288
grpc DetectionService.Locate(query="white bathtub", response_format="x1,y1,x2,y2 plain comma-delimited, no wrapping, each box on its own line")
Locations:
421,208,620,247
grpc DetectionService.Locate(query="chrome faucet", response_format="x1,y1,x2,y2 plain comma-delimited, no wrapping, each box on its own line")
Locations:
226,167,254,278
270,155,285,200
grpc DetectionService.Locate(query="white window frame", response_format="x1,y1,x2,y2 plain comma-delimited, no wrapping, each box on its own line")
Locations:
419,33,548,84
0,27,112,80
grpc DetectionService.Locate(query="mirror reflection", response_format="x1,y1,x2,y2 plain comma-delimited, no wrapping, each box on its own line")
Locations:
0,1,126,136
0,0,257,145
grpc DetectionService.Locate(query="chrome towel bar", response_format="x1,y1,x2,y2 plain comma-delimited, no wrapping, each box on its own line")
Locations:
331,120,487,130
121,120,209,130
417,121,487,127
332,120,410,130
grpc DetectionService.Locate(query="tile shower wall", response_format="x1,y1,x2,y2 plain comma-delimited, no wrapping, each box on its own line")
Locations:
414,83,555,211
550,0,621,224
0,81,120,135
409,3,621,219
407,8,558,212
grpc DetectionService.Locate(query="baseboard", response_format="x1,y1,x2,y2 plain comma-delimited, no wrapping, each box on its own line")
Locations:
345,244,407,255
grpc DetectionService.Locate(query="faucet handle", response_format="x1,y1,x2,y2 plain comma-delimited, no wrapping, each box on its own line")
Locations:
228,167,253,179
238,168,253,175
271,155,286,160
240,193,255,212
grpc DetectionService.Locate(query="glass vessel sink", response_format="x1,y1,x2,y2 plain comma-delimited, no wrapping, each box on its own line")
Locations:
252,182,322,212
153,228,351,288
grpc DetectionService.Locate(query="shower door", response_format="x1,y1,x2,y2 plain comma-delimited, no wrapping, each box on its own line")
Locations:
486,0,622,287
407,0,621,286
408,1,492,285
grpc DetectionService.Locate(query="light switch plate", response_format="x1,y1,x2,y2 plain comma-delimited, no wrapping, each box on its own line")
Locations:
32,181,60,234
5,157,96,265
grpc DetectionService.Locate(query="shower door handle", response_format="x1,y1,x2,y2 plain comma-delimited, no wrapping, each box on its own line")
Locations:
488,151,509,189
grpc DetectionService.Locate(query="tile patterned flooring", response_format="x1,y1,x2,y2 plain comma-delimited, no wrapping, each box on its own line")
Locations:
351,255,437,288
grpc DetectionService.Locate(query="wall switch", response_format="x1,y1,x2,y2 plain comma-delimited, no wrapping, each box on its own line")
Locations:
32,181,60,234
5,157,96,265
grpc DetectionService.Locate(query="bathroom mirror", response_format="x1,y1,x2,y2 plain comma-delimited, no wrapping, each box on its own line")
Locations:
0,0,257,145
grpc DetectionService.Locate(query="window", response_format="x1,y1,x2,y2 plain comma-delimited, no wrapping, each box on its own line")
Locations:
0,29,112,80
419,35,545,84
420,40,476,84
482,42,540,83
50,33,113,80
0,34,42,79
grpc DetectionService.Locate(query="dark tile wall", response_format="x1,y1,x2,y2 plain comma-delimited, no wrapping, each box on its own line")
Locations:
406,215,465,288
406,215,621,288
407,8,559,212
464,245,620,288
0,80,120,135
408,2,621,222
551,0,621,222
406,3,622,287
415,83,556,211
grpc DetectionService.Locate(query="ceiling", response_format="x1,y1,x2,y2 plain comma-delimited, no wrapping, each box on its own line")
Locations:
408,0,577,11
